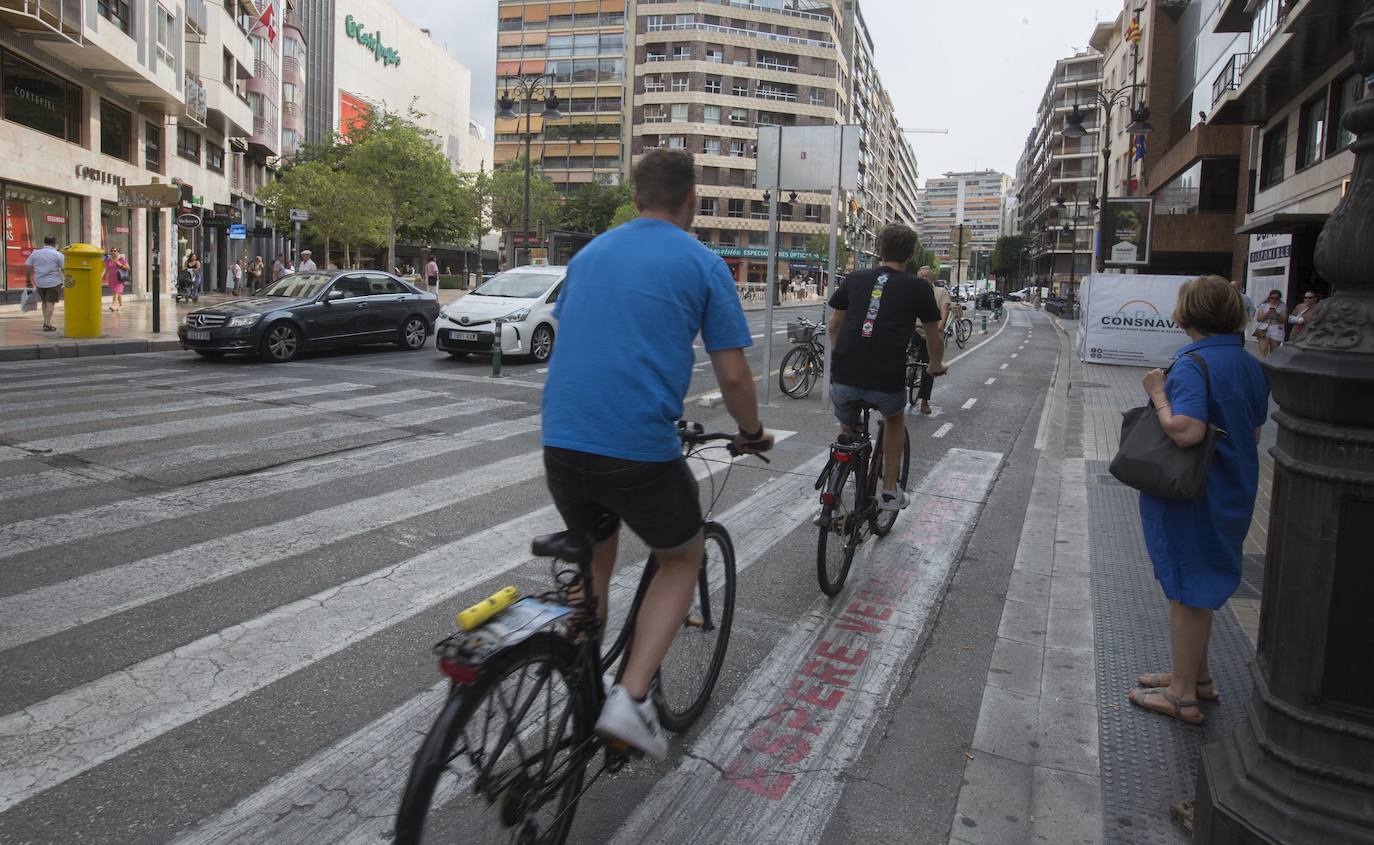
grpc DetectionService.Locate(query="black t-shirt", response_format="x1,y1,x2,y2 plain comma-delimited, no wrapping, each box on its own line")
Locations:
829,267,940,393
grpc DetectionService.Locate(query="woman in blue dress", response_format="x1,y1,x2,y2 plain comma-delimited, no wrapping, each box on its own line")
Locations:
1128,275,1270,725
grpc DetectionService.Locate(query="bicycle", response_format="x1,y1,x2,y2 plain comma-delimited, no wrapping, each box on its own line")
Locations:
779,316,826,399
946,313,973,350
813,403,911,596
394,422,768,844
906,339,928,407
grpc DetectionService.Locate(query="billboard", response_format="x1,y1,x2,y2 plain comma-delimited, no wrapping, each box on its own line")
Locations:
339,91,371,139
755,125,860,191
1076,273,1193,367
1101,197,1153,267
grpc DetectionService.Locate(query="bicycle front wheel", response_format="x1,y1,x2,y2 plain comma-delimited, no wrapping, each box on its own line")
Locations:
871,423,912,537
394,633,594,845
778,346,816,399
956,318,973,348
906,358,926,406
817,464,860,596
655,522,736,732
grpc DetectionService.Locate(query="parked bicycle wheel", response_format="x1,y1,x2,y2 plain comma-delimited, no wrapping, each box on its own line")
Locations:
394,633,594,845
817,464,861,596
955,318,973,348
655,522,736,732
906,357,926,407
779,346,817,399
870,423,911,537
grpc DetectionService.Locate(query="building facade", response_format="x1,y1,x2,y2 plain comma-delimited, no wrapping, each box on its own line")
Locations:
917,169,1010,281
0,0,293,303
296,0,334,144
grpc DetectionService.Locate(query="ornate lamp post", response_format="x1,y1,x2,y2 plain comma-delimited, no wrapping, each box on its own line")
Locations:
1061,84,1152,272
1055,191,1099,315
496,75,561,266
1192,5,1374,841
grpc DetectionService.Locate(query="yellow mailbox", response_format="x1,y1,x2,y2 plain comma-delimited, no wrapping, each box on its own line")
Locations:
60,243,105,338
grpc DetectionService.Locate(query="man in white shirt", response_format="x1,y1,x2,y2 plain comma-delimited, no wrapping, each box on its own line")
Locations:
297,250,317,272
25,235,65,332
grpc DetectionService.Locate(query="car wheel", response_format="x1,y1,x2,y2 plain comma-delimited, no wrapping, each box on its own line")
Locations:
259,322,300,363
398,316,428,350
194,350,224,359
530,323,554,362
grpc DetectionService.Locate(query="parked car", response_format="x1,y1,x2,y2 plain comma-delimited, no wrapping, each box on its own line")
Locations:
435,264,565,363
177,271,438,363
1007,288,1028,302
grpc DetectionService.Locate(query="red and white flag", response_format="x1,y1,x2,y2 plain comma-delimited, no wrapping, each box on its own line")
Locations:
255,1,277,44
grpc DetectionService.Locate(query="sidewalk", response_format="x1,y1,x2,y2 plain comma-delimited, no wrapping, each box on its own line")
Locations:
0,287,473,362
949,317,1274,844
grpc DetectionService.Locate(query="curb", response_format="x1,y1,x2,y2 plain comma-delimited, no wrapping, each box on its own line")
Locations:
0,338,182,362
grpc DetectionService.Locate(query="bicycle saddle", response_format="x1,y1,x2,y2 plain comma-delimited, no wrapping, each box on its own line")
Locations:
531,531,593,565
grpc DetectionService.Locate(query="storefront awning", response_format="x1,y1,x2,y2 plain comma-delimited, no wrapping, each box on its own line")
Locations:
1236,212,1328,235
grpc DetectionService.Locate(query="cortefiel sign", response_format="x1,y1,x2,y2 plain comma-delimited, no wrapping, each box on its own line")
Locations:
1076,273,1192,367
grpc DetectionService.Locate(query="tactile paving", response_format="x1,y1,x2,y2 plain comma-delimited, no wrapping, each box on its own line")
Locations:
1086,461,1256,844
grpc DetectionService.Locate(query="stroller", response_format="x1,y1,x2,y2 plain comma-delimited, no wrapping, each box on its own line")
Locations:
175,268,199,303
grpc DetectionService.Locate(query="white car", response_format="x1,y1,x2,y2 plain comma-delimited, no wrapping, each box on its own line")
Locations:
435,264,565,362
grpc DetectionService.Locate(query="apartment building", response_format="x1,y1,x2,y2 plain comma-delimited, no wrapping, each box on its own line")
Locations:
0,0,294,302
917,169,1010,281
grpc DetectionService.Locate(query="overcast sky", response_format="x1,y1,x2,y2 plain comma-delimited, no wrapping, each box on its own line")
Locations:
391,0,1113,185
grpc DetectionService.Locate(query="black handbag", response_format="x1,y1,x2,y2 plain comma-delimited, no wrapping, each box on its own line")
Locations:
1109,352,1228,500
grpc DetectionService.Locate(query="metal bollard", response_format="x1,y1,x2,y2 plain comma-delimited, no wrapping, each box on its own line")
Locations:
981,314,988,334
491,319,504,378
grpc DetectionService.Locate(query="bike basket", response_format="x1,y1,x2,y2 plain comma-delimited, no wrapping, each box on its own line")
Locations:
787,320,816,344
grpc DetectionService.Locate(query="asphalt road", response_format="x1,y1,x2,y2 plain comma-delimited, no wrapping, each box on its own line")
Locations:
0,303,1061,844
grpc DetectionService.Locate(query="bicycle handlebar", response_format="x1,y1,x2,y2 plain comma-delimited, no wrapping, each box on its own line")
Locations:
678,421,772,462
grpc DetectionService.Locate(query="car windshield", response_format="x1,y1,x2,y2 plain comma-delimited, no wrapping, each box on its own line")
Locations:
261,273,333,299
472,271,556,299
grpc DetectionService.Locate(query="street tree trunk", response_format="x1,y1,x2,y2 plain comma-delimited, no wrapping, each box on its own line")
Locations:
323,235,332,269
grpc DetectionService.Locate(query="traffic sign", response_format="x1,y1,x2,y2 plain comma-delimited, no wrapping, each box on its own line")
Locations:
177,212,202,230
289,208,309,222
229,223,247,240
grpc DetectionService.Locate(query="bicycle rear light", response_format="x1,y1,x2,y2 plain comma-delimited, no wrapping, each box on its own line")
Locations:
439,658,478,684
820,491,835,506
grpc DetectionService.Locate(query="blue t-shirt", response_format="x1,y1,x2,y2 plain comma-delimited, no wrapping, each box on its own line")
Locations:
541,217,752,461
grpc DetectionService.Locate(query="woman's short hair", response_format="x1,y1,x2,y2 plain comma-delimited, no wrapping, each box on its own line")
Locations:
1173,275,1249,336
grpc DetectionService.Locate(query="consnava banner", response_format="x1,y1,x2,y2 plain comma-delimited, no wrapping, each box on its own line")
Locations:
1076,273,1193,367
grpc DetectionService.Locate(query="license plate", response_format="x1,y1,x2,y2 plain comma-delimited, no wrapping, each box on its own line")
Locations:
188,329,210,341
453,331,478,341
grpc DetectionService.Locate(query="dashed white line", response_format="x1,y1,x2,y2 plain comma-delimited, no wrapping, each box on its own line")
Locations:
961,398,977,410
1010,353,1019,358
932,422,954,438
999,363,1009,370
985,377,997,385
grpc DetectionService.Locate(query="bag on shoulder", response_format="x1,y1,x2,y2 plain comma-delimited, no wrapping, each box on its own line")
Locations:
1109,352,1227,500
116,268,130,283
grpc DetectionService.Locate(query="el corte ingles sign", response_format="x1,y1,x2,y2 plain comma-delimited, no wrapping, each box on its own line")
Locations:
344,15,400,67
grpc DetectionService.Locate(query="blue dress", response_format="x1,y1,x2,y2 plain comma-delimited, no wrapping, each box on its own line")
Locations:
1138,334,1270,610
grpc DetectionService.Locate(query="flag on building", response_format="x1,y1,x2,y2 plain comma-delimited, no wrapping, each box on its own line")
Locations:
255,1,277,44
1135,134,1146,161
1124,19,1142,44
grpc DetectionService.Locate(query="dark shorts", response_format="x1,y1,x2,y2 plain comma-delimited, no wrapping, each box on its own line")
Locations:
831,382,906,425
37,286,61,304
544,447,702,552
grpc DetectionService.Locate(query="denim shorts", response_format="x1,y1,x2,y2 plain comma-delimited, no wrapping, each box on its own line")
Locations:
544,447,702,552
831,382,906,426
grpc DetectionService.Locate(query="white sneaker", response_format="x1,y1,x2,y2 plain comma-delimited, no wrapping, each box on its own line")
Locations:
596,684,668,760
878,490,910,512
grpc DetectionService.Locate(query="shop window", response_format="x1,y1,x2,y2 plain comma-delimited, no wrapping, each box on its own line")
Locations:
100,201,133,268
206,141,225,173
177,126,201,163
1259,119,1286,190
145,122,163,172
0,50,82,143
1296,95,1325,170
2,185,80,291
1327,72,1365,155
100,99,133,161
98,0,132,34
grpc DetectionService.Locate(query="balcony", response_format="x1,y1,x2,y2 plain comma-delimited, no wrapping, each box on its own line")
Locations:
184,73,208,127
756,58,798,74
0,0,81,44
1211,51,1250,108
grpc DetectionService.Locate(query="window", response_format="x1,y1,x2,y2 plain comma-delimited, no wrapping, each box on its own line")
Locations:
729,108,748,125
704,137,721,155
699,196,718,216
100,100,132,160
671,74,688,92
1,51,82,143
222,48,234,85
706,49,722,63
156,5,175,67
729,140,747,157
1296,96,1324,170
98,0,131,34
282,36,301,60
748,231,765,246
704,105,721,125
283,82,298,106
206,141,224,173
733,81,748,97
809,90,826,107
1260,119,1286,190
705,77,722,94
668,135,686,149
670,103,687,122
728,198,745,218
1328,72,1365,155
177,126,201,163
805,204,820,221
145,122,162,172
673,46,690,61
644,105,666,123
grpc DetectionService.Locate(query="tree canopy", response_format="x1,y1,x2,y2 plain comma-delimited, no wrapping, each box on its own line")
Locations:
558,180,631,235
257,160,386,263
990,234,1029,285
804,232,851,272
488,157,561,264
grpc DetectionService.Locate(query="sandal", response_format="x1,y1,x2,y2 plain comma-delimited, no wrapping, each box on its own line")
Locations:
1128,687,1205,725
1136,671,1219,701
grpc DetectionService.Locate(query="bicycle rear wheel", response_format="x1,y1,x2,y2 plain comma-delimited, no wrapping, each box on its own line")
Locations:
817,463,860,596
906,358,926,407
655,522,736,732
956,318,973,348
779,346,816,399
394,633,594,845
871,423,911,537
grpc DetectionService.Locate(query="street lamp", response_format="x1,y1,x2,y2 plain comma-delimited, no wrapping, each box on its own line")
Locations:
1062,84,1151,272
497,74,562,266
1054,192,1099,311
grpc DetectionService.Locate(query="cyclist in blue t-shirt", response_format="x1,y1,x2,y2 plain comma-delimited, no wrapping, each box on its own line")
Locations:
541,149,774,758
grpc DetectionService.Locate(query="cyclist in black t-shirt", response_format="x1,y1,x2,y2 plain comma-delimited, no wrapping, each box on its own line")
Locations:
826,224,948,510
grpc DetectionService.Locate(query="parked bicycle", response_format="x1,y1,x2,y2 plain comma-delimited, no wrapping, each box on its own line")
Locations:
394,422,768,844
779,316,826,399
813,403,911,596
946,314,973,350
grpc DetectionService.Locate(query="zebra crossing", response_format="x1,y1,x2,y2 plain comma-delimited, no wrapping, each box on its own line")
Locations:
0,355,1004,843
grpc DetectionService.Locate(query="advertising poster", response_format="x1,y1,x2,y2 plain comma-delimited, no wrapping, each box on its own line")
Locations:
338,91,370,140
1076,273,1193,367
1245,233,1291,303
1101,197,1153,268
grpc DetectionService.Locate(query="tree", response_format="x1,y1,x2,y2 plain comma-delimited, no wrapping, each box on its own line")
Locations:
905,236,941,277
804,232,851,274
558,180,631,235
488,156,561,266
258,159,387,268
990,234,1029,289
609,201,637,229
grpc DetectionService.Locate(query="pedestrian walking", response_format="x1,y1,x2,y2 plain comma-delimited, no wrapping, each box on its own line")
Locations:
909,266,951,415
1287,290,1319,342
1230,278,1255,321
298,250,317,272
425,256,439,292
246,256,265,292
230,258,244,295
186,253,203,299
24,234,65,332
271,255,289,282
1254,289,1287,358
104,247,130,312
1127,275,1269,726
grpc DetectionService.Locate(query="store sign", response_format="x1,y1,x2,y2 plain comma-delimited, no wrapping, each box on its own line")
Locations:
74,165,127,186
1075,273,1192,367
1100,197,1153,267
1247,233,1292,270
177,212,202,230
44,214,66,224
229,223,247,240
115,226,129,234
344,15,401,67
709,245,812,261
